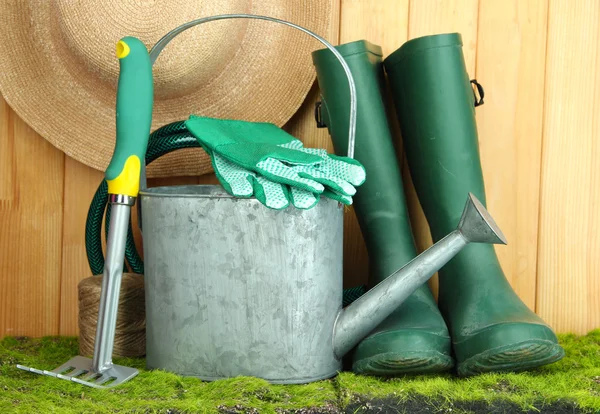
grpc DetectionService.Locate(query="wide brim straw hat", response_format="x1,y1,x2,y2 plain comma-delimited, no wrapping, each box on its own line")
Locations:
0,1,334,177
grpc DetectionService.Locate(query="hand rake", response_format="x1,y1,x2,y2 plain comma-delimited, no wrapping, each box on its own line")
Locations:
17,36,153,389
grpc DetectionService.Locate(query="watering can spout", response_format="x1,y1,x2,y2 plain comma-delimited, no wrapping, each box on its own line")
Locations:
332,193,507,358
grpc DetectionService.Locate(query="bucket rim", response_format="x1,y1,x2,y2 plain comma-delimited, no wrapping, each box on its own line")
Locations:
139,184,240,199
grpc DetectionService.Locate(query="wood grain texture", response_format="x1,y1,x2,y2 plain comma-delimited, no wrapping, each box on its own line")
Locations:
283,0,340,150
0,96,14,202
59,158,104,335
340,0,409,57
407,0,479,69
402,0,480,298
475,0,548,309
536,0,600,334
1,0,600,337
0,97,64,337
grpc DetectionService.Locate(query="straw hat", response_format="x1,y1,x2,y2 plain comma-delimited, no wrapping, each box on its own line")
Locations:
0,1,334,177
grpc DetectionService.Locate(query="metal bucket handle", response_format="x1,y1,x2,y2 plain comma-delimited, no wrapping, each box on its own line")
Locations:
137,15,358,228
149,14,357,159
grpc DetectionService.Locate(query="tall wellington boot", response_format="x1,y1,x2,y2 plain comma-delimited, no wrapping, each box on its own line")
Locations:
312,40,453,375
384,33,564,376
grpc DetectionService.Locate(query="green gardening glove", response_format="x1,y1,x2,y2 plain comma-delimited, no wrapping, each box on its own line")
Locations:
195,138,353,210
207,148,324,210
184,115,366,197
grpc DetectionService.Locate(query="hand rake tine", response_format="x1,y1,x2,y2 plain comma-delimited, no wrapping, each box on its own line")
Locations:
29,366,48,376
72,376,106,389
43,370,60,378
81,371,102,382
64,369,88,378
16,364,44,375
95,374,116,386
51,361,77,375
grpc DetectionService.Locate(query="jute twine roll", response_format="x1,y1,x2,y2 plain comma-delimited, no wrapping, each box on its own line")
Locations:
78,273,146,358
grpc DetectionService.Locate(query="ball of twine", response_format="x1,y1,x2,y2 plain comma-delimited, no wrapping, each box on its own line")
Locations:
78,273,146,357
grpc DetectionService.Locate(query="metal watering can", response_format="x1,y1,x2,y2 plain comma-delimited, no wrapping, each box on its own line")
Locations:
139,15,508,384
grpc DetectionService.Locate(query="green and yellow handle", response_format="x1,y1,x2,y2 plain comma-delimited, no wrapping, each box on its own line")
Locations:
105,36,154,198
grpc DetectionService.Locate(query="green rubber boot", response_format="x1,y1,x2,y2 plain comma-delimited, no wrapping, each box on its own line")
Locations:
312,40,453,375
383,33,564,376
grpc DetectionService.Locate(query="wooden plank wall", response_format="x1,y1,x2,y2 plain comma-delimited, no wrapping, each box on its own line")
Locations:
0,0,598,337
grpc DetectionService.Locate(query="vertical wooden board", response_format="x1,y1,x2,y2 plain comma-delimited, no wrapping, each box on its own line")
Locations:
0,106,64,337
286,85,335,153
592,12,600,332
284,0,340,151
339,0,409,56
340,0,409,201
0,97,14,202
590,61,600,333
0,95,14,336
403,0,480,297
408,0,479,70
59,158,104,335
283,0,339,149
197,174,219,185
537,0,600,334
475,0,548,310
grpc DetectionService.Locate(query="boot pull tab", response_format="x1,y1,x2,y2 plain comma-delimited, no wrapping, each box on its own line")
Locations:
471,79,485,107
314,101,327,128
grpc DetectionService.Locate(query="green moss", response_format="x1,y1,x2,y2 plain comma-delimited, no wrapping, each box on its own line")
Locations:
1,331,599,413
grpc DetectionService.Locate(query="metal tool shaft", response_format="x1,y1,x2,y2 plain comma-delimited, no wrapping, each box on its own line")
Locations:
92,201,131,372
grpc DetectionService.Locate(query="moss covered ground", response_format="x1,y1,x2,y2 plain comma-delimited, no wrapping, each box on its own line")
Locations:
1,331,599,413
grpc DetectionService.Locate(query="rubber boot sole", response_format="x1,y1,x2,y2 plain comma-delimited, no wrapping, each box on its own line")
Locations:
353,329,454,375
455,323,565,376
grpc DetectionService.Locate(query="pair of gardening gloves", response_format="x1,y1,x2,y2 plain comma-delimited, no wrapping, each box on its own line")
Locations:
184,115,366,210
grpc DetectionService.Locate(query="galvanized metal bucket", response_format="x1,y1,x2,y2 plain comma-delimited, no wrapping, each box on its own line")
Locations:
140,186,344,383
139,15,358,383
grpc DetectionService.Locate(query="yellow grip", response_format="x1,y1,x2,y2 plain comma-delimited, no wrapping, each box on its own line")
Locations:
106,155,141,197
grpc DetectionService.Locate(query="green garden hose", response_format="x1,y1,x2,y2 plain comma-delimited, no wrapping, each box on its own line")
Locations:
85,121,367,305
86,122,194,276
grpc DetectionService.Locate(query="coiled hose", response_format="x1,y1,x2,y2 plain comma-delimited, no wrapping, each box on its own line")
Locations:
85,121,366,307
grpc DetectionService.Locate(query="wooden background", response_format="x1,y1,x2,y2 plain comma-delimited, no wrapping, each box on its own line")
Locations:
1,0,599,337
